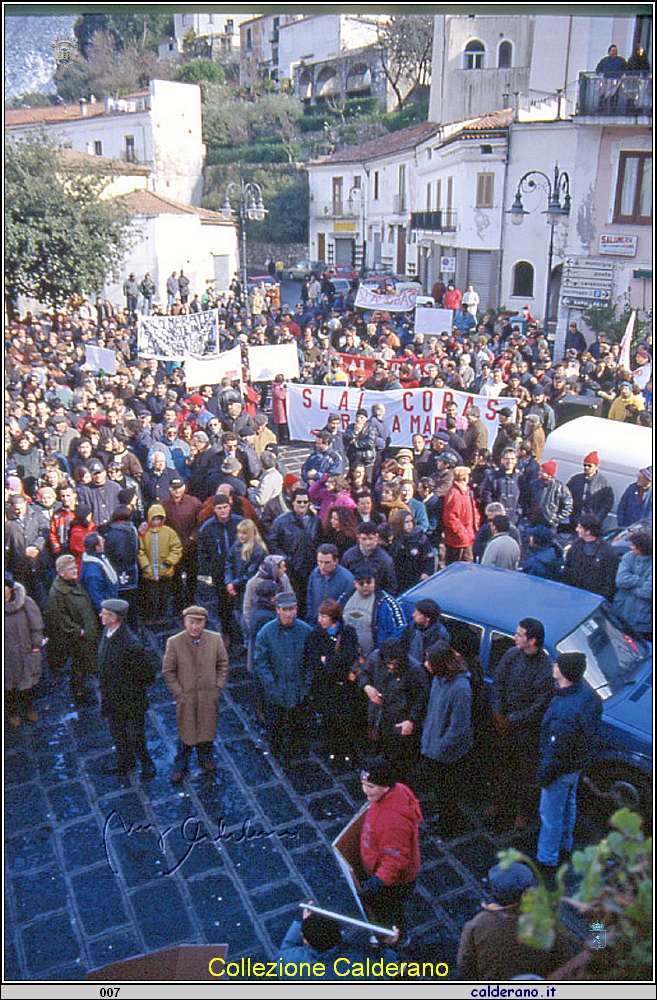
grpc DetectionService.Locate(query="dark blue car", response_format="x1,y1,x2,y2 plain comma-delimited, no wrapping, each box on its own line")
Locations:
399,563,652,818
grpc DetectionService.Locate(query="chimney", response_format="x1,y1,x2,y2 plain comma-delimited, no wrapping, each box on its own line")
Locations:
79,98,87,116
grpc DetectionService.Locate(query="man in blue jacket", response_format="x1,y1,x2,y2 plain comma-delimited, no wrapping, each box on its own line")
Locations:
253,591,313,756
306,544,354,625
536,652,602,875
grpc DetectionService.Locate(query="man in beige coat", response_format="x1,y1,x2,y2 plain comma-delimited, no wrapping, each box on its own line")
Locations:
162,605,229,783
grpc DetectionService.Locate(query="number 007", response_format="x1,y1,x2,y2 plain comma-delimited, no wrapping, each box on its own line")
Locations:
100,990,120,997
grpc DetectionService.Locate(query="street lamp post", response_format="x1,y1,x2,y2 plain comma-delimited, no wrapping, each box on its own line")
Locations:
221,180,267,318
507,164,570,338
347,184,366,276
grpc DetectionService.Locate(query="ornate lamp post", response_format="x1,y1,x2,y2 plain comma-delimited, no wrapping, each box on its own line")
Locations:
346,183,367,276
507,164,571,337
221,180,267,317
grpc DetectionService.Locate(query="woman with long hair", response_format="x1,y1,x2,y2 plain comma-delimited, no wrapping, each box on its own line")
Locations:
308,472,357,523
348,462,370,496
319,505,359,559
389,510,434,592
372,458,402,502
305,599,359,756
226,519,268,612
419,646,473,837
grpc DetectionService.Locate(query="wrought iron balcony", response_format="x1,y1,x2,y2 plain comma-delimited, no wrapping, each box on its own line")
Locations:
577,72,652,117
410,210,457,232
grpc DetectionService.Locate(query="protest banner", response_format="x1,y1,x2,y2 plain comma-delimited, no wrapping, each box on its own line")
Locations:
247,342,299,381
414,307,454,336
138,310,218,360
355,285,418,313
183,346,242,388
287,383,516,447
85,344,117,375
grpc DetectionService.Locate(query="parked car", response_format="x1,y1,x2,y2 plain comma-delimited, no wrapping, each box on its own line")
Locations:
399,563,652,820
330,278,354,298
287,260,325,280
326,264,359,282
246,274,278,292
360,274,398,293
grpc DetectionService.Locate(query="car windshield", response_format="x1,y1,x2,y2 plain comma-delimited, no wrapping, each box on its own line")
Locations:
556,606,649,700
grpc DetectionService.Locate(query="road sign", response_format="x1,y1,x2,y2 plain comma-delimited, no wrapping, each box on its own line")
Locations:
440,257,456,272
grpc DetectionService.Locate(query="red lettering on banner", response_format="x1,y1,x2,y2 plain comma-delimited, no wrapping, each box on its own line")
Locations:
422,390,433,413
462,396,475,415
442,391,453,413
433,416,442,434
302,388,312,408
338,391,349,411
356,392,364,410
422,416,433,435
403,392,414,412
485,399,499,421
319,390,328,410
391,415,401,434
410,415,421,433
341,414,349,429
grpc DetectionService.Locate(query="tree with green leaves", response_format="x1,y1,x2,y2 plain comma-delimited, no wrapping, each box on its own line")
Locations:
496,808,652,980
376,15,434,110
74,12,174,56
5,135,134,314
176,59,224,86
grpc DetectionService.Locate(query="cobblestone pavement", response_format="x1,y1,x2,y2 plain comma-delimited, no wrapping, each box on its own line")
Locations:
4,445,593,982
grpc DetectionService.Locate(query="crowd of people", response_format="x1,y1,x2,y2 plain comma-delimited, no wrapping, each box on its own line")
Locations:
4,267,652,978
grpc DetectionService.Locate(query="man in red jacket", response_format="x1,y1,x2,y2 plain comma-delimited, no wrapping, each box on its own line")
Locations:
442,466,480,564
359,757,422,939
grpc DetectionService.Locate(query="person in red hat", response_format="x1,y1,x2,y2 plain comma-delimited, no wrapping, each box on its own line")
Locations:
527,461,573,531
566,451,615,530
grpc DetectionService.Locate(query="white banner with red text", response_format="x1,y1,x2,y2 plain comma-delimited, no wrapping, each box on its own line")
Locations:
354,285,418,312
287,384,516,446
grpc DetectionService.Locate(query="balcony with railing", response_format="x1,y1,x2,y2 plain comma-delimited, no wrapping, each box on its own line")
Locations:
410,210,457,233
577,72,652,118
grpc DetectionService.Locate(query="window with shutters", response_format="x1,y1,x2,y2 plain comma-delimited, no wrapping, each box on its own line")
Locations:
614,152,652,225
476,172,495,208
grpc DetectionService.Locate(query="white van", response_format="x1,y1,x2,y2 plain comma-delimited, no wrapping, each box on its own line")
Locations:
542,416,652,526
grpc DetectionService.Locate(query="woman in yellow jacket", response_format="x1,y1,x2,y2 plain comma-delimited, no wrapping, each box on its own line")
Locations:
138,504,183,625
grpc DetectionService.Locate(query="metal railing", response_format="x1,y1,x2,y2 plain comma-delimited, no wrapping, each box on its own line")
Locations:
410,210,457,232
577,72,652,116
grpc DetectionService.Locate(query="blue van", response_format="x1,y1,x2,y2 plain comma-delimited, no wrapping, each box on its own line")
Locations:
399,563,652,817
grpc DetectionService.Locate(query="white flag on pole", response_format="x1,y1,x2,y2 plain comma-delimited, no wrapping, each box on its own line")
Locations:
618,310,636,372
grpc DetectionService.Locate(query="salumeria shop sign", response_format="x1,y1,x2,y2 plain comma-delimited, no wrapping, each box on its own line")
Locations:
599,234,638,256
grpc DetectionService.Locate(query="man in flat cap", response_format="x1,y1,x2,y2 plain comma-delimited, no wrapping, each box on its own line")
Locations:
162,605,229,782
98,598,158,778
253,591,313,756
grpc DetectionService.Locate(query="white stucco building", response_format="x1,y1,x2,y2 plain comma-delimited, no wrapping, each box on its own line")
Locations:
104,191,239,306
5,79,206,207
429,12,650,123
172,11,254,54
